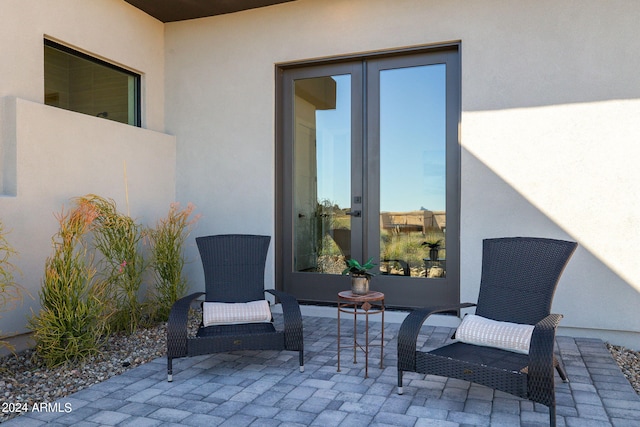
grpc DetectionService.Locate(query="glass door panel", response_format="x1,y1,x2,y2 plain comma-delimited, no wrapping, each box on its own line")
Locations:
379,64,447,279
364,50,459,309
293,75,352,275
280,61,362,303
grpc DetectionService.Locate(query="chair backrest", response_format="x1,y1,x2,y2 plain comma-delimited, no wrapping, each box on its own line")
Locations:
196,234,271,303
475,237,577,325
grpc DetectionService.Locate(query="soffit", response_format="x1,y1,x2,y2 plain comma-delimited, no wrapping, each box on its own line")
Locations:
124,0,297,23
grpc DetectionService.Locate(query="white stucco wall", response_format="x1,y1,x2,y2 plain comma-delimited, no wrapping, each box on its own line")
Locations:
0,0,175,346
165,0,640,348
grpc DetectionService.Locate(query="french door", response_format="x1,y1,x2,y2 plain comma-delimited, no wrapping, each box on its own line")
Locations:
277,47,460,309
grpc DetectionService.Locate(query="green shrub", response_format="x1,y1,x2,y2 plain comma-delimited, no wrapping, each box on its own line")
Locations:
29,204,108,367
146,202,200,322
76,195,146,334
380,230,446,270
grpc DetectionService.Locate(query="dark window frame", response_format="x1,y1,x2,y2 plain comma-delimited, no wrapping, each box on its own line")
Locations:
44,39,141,127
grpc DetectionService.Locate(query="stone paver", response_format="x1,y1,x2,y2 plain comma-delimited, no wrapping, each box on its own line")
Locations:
3,315,639,426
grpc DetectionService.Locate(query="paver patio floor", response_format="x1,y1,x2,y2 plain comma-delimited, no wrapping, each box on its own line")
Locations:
4,314,640,426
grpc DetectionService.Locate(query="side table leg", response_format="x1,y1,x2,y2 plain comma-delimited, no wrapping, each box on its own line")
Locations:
353,305,357,364
337,302,341,372
380,303,384,368
365,310,369,378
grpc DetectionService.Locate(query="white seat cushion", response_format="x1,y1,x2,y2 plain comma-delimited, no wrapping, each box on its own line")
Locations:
202,300,272,327
455,314,534,355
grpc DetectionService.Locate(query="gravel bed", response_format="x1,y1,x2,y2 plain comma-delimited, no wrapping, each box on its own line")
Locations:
1,323,639,423
1,323,168,423
606,343,640,395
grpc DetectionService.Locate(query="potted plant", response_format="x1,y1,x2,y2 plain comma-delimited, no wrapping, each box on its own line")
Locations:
421,239,442,262
342,257,376,295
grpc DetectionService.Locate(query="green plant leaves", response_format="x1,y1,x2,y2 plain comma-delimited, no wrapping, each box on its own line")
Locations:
28,195,199,367
146,202,199,322
29,204,107,367
342,257,377,277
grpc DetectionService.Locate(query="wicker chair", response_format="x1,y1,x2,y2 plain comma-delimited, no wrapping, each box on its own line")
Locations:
397,237,577,427
167,234,304,381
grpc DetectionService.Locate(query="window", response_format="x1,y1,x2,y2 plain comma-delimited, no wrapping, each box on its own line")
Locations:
44,39,141,126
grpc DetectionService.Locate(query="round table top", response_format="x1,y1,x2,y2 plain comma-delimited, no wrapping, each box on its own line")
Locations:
338,290,384,302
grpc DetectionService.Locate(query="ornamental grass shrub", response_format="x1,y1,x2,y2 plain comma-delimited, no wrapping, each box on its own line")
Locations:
76,195,146,334
146,202,200,322
380,230,446,271
28,195,198,365
28,203,109,367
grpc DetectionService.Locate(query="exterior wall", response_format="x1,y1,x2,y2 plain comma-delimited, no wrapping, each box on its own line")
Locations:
0,0,174,345
165,0,640,348
2,0,638,350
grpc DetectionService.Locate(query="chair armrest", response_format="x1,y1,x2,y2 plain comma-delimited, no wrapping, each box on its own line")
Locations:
527,313,563,406
397,303,476,371
167,292,205,358
265,289,304,351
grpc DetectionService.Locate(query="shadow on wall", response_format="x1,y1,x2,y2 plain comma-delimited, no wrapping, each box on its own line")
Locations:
461,147,640,348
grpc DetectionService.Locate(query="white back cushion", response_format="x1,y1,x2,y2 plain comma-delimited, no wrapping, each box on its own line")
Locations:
202,300,272,326
455,314,534,355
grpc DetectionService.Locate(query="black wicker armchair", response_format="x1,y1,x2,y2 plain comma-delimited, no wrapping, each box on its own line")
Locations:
167,234,304,381
397,237,577,427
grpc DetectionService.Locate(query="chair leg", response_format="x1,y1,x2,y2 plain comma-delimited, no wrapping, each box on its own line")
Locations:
299,351,305,372
554,356,569,382
549,404,557,427
167,357,173,382
397,370,404,395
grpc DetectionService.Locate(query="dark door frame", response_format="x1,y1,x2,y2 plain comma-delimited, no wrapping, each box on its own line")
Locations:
275,43,461,309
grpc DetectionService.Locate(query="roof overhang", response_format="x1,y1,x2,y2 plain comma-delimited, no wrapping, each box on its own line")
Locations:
124,0,297,22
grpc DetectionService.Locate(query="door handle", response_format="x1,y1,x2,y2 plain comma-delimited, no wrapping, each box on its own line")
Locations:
345,210,361,217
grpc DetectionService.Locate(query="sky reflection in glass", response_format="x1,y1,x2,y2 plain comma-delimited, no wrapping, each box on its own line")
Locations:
315,64,446,212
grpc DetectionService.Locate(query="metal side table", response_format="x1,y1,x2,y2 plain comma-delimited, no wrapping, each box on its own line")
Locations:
337,290,385,378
